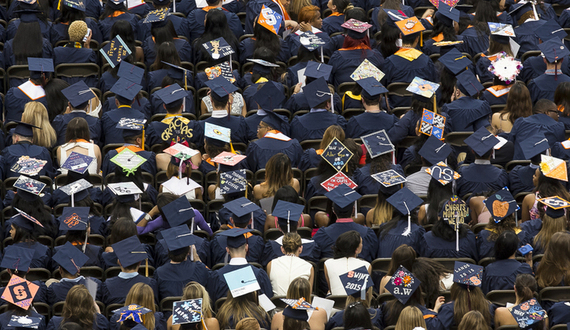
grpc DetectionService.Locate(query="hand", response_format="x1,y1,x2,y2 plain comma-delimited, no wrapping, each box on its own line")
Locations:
94,301,101,314
433,296,445,313
299,22,312,32
285,20,299,32
293,82,302,94
422,8,434,18
84,29,92,49
525,251,533,267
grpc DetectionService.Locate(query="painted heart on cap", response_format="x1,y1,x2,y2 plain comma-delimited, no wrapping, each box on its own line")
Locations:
492,200,509,218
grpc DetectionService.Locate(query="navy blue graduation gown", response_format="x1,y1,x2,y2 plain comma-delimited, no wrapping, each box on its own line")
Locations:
145,116,204,148
304,175,329,202
377,220,426,258
286,30,331,57
421,35,467,56
481,259,533,294
209,263,273,301
143,37,193,68
217,207,264,233
442,97,491,132
101,243,155,268
102,96,152,120
514,20,542,56
194,70,243,90
53,47,99,87
51,244,104,270
528,73,570,103
476,55,496,84
0,280,47,306
101,148,157,177
49,19,103,45
245,136,303,172
201,115,250,144
508,164,538,196
47,314,108,330
48,0,101,21
50,187,103,208
284,92,342,115
221,0,245,13
244,113,290,139
210,233,265,265
102,274,159,305
0,142,54,179
313,221,378,261
98,13,138,41
382,304,441,330
521,218,542,242
477,229,530,260
4,83,48,122
3,190,52,209
558,8,570,28
353,163,405,196
509,113,565,159
297,148,322,171
4,242,51,269
519,55,570,84
6,19,51,42
387,110,421,146
329,48,384,88
137,14,189,42
187,7,243,43
559,116,570,130
260,239,320,267
437,301,495,330
285,62,308,88
321,13,344,35
420,229,479,260
238,37,290,65
46,277,103,305
460,26,489,57
170,0,196,16
326,308,383,330
289,111,348,142
149,87,195,116
547,301,570,327
480,86,510,106
154,236,210,268
109,312,166,330
243,82,286,111
323,34,344,57
456,163,509,198
100,106,147,144
153,260,210,301
346,111,399,139
382,52,438,108
147,69,194,94
0,312,45,330
51,112,102,146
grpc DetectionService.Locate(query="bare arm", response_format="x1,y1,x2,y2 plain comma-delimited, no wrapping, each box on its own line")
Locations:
521,193,535,222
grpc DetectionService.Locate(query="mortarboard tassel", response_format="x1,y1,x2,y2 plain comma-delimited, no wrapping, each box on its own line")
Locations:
361,275,367,300
433,95,437,114
456,214,460,252
145,259,149,277
251,212,254,230
83,232,88,253
287,210,290,233
71,193,75,208
403,201,410,235
420,31,423,47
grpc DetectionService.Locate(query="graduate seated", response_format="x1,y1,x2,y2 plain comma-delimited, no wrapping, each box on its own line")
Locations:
494,274,546,328
253,155,301,202
98,0,138,41
108,284,166,330
0,269,47,330
481,54,521,107
46,284,109,330
0,245,48,306
55,118,102,176
508,135,546,196
270,278,327,330
528,38,570,104
165,283,220,330
186,0,243,45
476,23,518,85
102,218,155,269
491,81,533,134
297,125,344,172
101,128,158,178
149,64,196,117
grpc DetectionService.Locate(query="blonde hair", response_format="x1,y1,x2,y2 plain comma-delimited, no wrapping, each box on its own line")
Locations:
235,317,261,330
68,20,88,42
458,311,488,330
21,101,56,148
287,0,312,20
371,196,394,226
282,232,302,253
182,282,213,319
124,283,156,330
395,306,427,330
320,125,345,150
534,213,568,251
62,285,97,330
286,277,311,300
217,293,269,330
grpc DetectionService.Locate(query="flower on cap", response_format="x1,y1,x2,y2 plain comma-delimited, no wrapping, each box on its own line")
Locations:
488,52,522,84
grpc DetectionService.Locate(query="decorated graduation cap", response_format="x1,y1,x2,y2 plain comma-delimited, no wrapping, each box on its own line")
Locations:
509,0,538,22
218,228,253,249
299,31,326,60
220,169,248,195
222,265,260,297
161,196,196,228
52,241,89,275
356,77,388,100
384,266,420,304
61,81,95,109
272,200,305,233
205,76,238,102
211,151,246,167
11,210,41,232
455,69,483,97
321,137,353,172
520,132,550,160
281,298,316,322
464,127,500,157
425,161,460,185
419,109,446,140
488,52,521,85
440,196,469,250
142,8,169,25
161,176,201,196
13,121,39,138
7,315,42,329
202,37,235,61
395,16,425,37
386,187,423,235
11,156,46,178
453,261,483,287
341,18,372,39
59,207,89,231
224,197,260,229
111,147,147,176
303,77,332,109
253,81,286,112
1,275,39,310
488,22,515,45
112,235,148,267
172,299,204,325
0,246,34,273
100,36,132,68
61,152,95,175
350,59,385,82
108,182,143,204
204,122,231,147
59,178,92,206
361,130,395,160
372,169,406,188
28,57,53,79
510,298,546,329
248,59,279,76
305,61,332,81
485,188,518,222
111,77,143,101
117,61,144,85
257,5,282,35
155,83,186,109
161,225,195,252
406,77,439,110
540,154,568,182
538,196,570,219
339,266,373,299
113,305,152,323
439,48,471,75
435,1,460,26
418,135,452,165
13,175,45,201
63,0,86,11
321,171,358,192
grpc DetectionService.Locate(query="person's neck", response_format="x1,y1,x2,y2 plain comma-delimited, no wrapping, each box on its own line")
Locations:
121,268,138,273
63,274,78,280
170,257,187,264
364,105,381,112
231,253,247,259
212,107,227,112
401,43,415,48
167,110,183,115
546,63,558,71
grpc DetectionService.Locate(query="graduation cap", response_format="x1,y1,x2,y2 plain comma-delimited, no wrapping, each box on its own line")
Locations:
142,8,169,24
418,135,452,165
163,143,199,162
113,305,152,323
305,61,332,81
205,61,235,83
350,59,385,82
11,157,46,177
222,265,260,297
539,38,570,64
453,261,483,287
59,207,89,231
356,77,388,100
321,137,353,171
510,298,547,329
489,22,515,45
219,169,248,195
281,298,316,322
384,266,420,304
211,151,246,167
13,121,39,138
218,228,253,249
257,5,282,35
161,224,196,252
386,187,423,235
7,315,42,329
321,171,358,192
406,77,439,106
455,69,483,97
52,241,89,275
161,196,196,228
107,182,143,200
538,196,570,219
339,266,373,299
272,200,305,232
112,235,148,267
161,61,193,89
172,299,204,325
438,48,471,75
540,154,568,182
63,0,85,11
59,178,92,205
509,0,538,22
419,109,446,140
488,53,522,84
13,176,45,199
224,197,260,227
61,152,95,175
204,76,238,101
520,132,550,160
299,31,326,52
110,77,142,101
341,19,372,39
61,81,95,108
117,61,144,85
260,110,287,134
395,16,425,36
435,2,460,27
440,197,469,250
383,8,407,30
204,122,231,145
464,127,500,157
303,77,332,109
28,58,54,78
202,37,235,60
534,19,566,43
110,147,147,176
99,36,132,68
361,130,394,159
253,81,285,111
1,275,39,310
425,161,460,185
155,83,186,109
161,177,201,197
325,183,361,209
371,169,406,187
0,246,34,272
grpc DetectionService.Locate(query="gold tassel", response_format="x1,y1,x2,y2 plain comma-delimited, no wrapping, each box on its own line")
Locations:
145,259,148,277
433,96,437,114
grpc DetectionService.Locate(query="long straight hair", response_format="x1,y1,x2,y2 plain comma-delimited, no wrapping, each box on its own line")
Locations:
124,283,156,330
450,283,491,326
13,21,43,64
